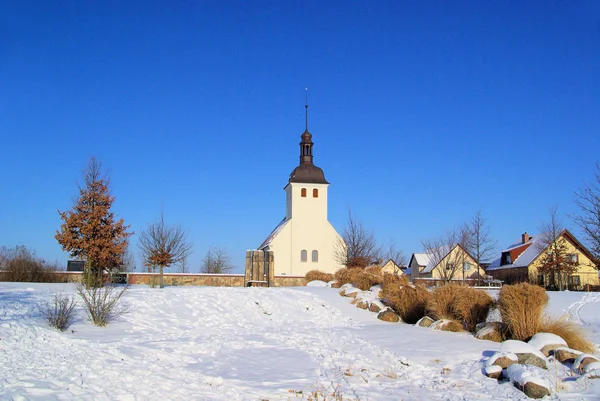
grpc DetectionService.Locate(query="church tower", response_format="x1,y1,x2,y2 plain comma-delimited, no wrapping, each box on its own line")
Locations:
259,98,344,276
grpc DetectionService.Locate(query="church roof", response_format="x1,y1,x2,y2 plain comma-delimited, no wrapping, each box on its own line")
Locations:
258,218,289,250
289,164,329,184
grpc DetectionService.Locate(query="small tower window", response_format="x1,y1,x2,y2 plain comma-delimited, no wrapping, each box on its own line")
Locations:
301,250,307,262
313,189,318,198
312,250,318,262
301,188,307,197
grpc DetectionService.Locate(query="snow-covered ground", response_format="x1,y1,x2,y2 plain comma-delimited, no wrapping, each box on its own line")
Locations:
1,283,599,400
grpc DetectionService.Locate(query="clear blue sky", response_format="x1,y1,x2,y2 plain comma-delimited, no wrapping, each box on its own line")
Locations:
1,1,599,273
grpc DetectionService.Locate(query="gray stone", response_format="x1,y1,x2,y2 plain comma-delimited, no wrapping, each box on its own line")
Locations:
416,316,435,328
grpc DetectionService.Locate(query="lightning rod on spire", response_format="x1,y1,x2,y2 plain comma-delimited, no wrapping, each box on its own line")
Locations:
305,88,308,131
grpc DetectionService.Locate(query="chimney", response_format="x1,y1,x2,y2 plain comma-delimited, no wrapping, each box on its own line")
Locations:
522,232,530,244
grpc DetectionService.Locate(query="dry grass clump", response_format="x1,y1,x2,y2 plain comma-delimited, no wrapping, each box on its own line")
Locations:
334,267,362,286
353,271,383,291
475,322,509,342
539,316,595,354
498,283,548,341
381,279,430,324
433,319,464,332
427,285,494,332
364,265,383,276
305,270,334,283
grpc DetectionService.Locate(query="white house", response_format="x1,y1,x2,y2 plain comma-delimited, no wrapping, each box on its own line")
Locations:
258,103,344,276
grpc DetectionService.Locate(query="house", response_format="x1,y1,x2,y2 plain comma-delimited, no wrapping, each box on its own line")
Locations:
485,231,599,289
380,259,406,275
407,244,479,281
258,101,344,276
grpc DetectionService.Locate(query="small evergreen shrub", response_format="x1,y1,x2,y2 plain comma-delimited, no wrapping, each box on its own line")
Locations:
305,270,334,283
42,293,77,331
498,283,548,341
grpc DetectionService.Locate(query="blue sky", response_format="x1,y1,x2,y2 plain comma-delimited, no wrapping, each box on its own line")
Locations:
1,1,599,273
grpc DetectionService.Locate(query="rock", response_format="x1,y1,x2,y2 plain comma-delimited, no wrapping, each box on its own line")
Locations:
507,364,550,399
573,354,599,374
356,300,369,309
500,340,548,370
416,316,435,328
475,322,507,343
528,333,567,357
369,300,384,313
430,319,463,332
554,347,582,364
484,365,502,380
331,281,341,288
342,287,360,298
521,381,550,399
586,369,600,379
377,309,400,323
350,298,358,305
487,352,518,369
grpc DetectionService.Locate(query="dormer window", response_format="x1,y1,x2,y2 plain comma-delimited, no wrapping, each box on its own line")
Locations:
501,252,513,266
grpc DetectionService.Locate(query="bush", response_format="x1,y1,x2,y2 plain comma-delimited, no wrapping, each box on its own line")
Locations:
498,283,548,341
0,246,62,283
427,285,494,332
353,271,383,291
305,270,334,283
364,265,383,276
381,277,430,324
475,322,509,342
539,316,595,354
42,293,77,331
334,267,362,286
76,282,129,327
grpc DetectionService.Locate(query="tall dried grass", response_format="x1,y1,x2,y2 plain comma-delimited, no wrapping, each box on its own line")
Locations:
353,271,383,291
381,278,430,324
334,267,362,286
539,316,595,354
498,283,548,341
427,285,494,332
364,265,383,276
305,270,334,283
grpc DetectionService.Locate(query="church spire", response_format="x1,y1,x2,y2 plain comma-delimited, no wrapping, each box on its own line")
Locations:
299,88,314,165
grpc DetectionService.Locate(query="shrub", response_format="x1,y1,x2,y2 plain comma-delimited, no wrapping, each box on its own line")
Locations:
475,322,509,342
353,271,383,291
305,270,334,283
539,316,595,354
0,246,62,283
364,265,383,277
76,282,129,327
498,283,548,341
382,280,430,324
42,293,77,331
427,285,494,332
334,267,362,286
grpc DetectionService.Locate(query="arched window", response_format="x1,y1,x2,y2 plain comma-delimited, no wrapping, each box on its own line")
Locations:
313,188,318,198
312,250,318,262
301,188,307,197
300,250,307,262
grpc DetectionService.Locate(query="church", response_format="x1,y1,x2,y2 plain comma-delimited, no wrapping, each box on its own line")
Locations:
258,102,344,276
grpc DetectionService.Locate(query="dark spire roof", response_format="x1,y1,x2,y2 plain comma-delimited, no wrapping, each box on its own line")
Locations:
289,91,329,184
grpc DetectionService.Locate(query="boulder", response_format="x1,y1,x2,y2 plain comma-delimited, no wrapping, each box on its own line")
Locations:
331,281,342,289
484,365,502,380
487,352,518,369
554,347,582,364
528,333,568,357
369,300,384,313
416,316,435,328
356,300,369,310
475,322,507,343
500,340,547,370
377,309,400,323
507,364,550,399
430,319,463,332
343,287,361,298
573,354,599,374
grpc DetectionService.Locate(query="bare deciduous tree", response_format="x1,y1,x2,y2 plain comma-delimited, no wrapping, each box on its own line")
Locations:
463,209,497,286
382,239,407,266
201,247,233,274
572,163,600,265
421,228,469,283
335,209,380,268
177,254,190,273
138,211,192,288
537,206,578,290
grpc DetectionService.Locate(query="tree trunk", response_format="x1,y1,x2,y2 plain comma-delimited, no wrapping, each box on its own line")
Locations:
160,265,164,289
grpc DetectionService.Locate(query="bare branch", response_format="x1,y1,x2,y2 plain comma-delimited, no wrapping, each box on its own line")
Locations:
334,209,380,268
200,247,233,274
572,163,600,263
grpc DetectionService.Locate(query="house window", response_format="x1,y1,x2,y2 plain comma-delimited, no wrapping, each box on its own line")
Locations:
312,250,318,262
301,188,307,197
538,274,545,286
313,189,318,198
300,250,307,262
446,263,455,271
569,275,581,286
463,262,472,272
567,254,579,264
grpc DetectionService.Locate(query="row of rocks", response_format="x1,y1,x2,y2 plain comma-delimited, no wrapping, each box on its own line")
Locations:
339,283,403,322
483,334,599,398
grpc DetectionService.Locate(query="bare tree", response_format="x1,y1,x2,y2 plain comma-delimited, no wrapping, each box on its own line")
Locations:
177,254,190,273
120,243,137,272
334,209,380,268
138,211,193,288
201,247,233,273
421,228,469,283
463,209,497,286
382,239,407,266
537,206,578,290
572,163,600,265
